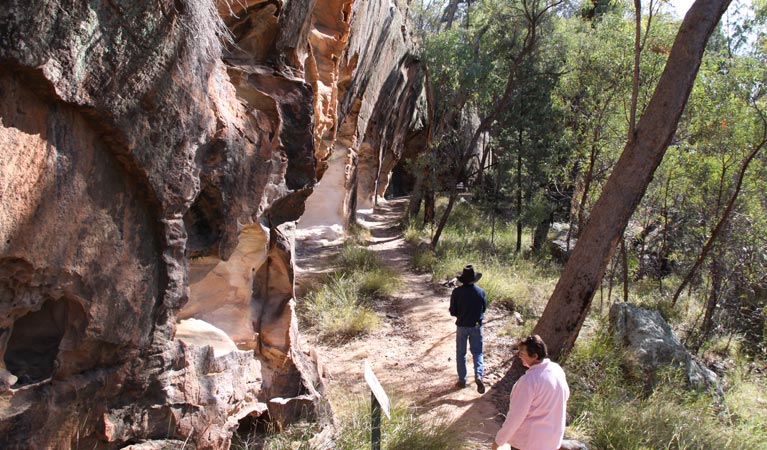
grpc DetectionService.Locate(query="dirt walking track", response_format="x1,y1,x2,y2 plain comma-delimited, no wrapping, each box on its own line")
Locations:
297,197,517,449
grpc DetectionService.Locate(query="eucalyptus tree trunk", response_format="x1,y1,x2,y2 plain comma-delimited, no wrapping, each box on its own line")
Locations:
441,0,462,30
529,0,732,361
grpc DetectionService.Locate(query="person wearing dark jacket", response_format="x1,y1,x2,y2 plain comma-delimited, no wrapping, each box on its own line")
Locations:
449,264,487,393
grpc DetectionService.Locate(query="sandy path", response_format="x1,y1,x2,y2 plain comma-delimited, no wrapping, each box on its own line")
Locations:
296,198,517,449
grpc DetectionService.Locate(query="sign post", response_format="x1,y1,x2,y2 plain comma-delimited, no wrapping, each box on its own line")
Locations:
364,360,390,450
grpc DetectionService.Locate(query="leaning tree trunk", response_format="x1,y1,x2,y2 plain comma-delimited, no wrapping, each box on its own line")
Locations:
528,0,732,362
696,255,724,352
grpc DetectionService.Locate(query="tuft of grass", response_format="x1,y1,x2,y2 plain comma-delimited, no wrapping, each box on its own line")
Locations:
301,274,380,342
402,218,430,245
411,247,435,272
358,267,403,298
334,395,469,450
299,242,403,341
346,221,372,245
723,368,767,444
337,243,381,272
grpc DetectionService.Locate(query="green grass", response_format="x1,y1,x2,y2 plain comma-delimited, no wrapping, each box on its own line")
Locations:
411,247,436,272
407,196,767,449
300,274,380,342
333,395,469,450
405,198,559,317
299,241,402,342
565,327,767,450
296,195,767,450
336,243,381,272
358,267,403,298
346,221,372,245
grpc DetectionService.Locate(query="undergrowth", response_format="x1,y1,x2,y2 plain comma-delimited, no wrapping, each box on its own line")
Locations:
298,242,401,342
566,327,767,449
333,394,469,450
232,420,319,450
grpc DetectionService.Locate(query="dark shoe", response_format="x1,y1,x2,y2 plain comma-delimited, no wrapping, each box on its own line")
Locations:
475,378,485,394
455,380,467,389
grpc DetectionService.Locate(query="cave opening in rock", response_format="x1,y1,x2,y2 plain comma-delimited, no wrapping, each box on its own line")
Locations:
234,411,273,446
4,298,68,387
184,183,225,258
385,159,413,199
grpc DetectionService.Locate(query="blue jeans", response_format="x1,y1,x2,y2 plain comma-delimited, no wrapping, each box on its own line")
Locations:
456,325,483,383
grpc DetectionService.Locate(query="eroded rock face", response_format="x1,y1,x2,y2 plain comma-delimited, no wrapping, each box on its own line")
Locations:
1,0,423,448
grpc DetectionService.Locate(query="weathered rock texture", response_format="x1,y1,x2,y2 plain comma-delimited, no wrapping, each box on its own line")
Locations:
609,302,721,394
0,0,424,448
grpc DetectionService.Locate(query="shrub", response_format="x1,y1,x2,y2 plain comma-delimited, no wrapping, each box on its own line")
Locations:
231,420,319,450
346,221,372,245
402,218,429,245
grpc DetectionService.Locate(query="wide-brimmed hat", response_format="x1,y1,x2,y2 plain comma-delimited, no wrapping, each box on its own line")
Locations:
457,265,482,284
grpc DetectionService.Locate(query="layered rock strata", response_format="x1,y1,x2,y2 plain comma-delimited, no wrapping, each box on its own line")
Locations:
0,0,424,448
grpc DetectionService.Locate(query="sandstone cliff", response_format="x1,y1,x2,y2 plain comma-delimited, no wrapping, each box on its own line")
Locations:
0,0,425,448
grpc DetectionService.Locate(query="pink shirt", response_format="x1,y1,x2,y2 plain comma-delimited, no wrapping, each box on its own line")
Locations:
495,359,570,450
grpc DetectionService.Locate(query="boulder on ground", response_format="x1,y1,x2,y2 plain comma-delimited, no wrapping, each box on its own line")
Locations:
609,302,721,395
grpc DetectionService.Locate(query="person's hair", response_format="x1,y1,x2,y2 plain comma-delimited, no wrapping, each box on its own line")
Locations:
519,334,548,360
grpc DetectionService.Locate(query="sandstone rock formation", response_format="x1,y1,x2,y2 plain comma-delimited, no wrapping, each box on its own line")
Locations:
0,0,425,448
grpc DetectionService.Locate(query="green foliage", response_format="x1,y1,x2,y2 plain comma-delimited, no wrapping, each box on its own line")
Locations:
334,395,469,450
301,274,380,342
404,3,767,448
358,267,403,298
402,217,431,246
416,198,558,316
410,247,435,273
336,243,381,272
346,221,372,245
566,330,766,450
299,242,402,341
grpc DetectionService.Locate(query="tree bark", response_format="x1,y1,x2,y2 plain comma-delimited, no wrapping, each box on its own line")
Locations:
424,186,436,225
695,256,723,353
530,0,732,362
407,176,424,219
532,214,552,252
